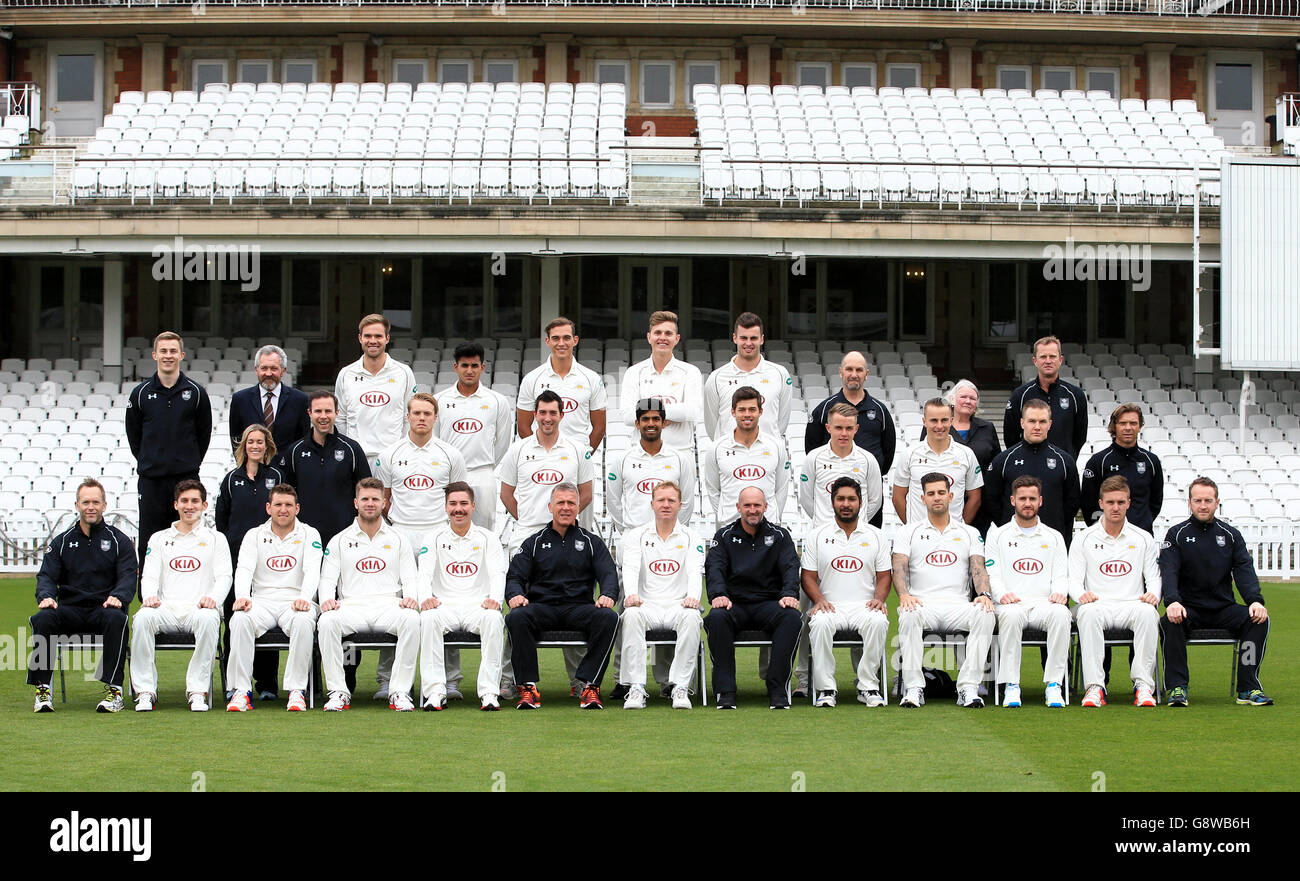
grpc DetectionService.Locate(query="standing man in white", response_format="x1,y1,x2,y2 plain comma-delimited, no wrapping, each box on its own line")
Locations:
892,397,983,526
702,386,791,529
702,311,792,441
376,393,469,548
617,481,704,711
131,480,232,712
335,313,418,461
225,484,322,713
607,398,696,535
417,482,506,712
435,341,514,531
985,475,1070,709
892,472,995,709
1070,475,1162,709
619,310,703,453
317,478,421,712
802,476,892,709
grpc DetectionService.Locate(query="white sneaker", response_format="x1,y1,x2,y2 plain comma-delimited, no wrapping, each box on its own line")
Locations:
1045,682,1065,708
957,686,985,708
324,691,350,712
858,689,886,708
286,690,307,712
33,685,53,713
671,685,692,710
390,692,415,712
899,686,924,708
1081,685,1105,707
188,693,210,712
96,686,124,713
623,684,649,710
480,693,500,711
813,690,837,708
1003,683,1022,708
1134,685,1156,708
134,692,156,712
372,686,389,702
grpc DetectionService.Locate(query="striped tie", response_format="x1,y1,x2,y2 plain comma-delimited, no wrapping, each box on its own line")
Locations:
263,390,274,428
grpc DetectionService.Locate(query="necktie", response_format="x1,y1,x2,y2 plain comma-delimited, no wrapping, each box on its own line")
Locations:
263,391,274,428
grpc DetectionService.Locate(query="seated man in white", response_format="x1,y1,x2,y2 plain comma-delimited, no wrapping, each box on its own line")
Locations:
985,475,1070,709
131,479,232,712
225,483,323,713
802,476,892,708
318,478,421,712
618,480,704,710
417,481,506,712
892,472,995,709
1069,475,1162,708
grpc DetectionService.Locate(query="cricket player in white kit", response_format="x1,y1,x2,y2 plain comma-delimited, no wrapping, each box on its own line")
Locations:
434,341,514,530
799,403,883,525
702,385,790,528
802,476,892,708
334,313,418,459
417,482,506,711
892,398,983,525
225,484,322,713
131,480,232,712
607,398,696,535
376,392,469,549
619,310,703,453
1069,475,1162,708
318,478,422,712
893,471,995,709
985,475,1070,708
702,311,792,441
618,481,703,710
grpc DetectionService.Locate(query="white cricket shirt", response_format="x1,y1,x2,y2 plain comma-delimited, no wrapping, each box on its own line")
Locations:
620,523,704,605
702,355,793,440
1068,520,1162,603
495,434,595,531
800,520,892,606
234,519,324,603
375,433,469,528
319,520,420,602
894,517,984,604
516,358,608,449
984,519,1069,603
142,523,233,606
434,382,514,473
619,356,704,452
334,354,418,457
892,436,984,524
798,443,884,525
416,523,506,606
606,442,696,532
702,430,791,526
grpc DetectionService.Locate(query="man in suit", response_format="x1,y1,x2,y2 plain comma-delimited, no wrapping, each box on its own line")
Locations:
229,345,311,456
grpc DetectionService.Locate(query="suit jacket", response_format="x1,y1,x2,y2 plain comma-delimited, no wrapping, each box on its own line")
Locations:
229,384,311,457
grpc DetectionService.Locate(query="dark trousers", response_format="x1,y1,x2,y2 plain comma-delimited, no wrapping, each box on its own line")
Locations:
221,592,281,694
1161,604,1269,693
28,604,129,688
704,600,802,700
506,602,619,687
867,508,883,530
137,473,198,570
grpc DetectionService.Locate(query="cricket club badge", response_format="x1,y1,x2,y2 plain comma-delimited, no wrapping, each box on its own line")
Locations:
100,539,112,552
265,478,276,489
1136,461,1146,475
1216,535,1226,547
182,389,193,401
1047,458,1057,470
1059,397,1069,410
574,540,585,551
764,534,775,546
334,449,346,462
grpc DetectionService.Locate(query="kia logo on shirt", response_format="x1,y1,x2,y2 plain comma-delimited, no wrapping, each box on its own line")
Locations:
648,559,680,576
656,395,677,404
733,464,766,481
636,478,662,495
452,418,483,434
831,555,863,572
925,550,957,567
1012,558,1043,575
169,556,201,572
1100,559,1132,577
267,555,297,572
532,469,563,485
446,561,478,577
356,557,386,573
403,474,435,491
562,397,579,413
359,391,391,407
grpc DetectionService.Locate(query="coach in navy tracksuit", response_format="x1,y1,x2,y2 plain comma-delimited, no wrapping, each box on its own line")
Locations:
1081,403,1163,535
28,479,137,708
228,345,311,456
1159,478,1272,706
275,390,370,546
505,482,620,708
704,486,802,710
982,399,1081,543
1004,336,1088,458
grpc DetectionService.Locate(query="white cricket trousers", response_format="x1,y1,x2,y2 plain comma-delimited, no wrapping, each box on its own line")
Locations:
994,600,1071,686
130,602,221,696
318,599,419,699
420,603,505,703
467,466,497,531
1075,600,1158,691
808,605,889,693
227,599,317,693
618,602,702,690
897,601,995,691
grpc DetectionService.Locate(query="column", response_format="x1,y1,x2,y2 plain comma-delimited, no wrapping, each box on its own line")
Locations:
542,34,571,84
744,36,774,87
139,35,168,93
947,39,976,91
1144,43,1175,101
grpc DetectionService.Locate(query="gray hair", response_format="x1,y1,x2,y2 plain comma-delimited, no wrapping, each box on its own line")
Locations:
945,379,979,406
253,344,289,373
550,482,580,501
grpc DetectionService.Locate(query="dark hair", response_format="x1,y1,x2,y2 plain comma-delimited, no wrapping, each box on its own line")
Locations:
535,389,564,413
444,481,476,503
1021,398,1052,416
830,476,862,501
452,341,485,364
77,478,106,502
173,478,207,502
635,397,666,420
270,483,298,502
734,311,763,333
919,471,952,493
1009,475,1043,496
356,477,385,495
1108,403,1145,436
308,389,339,409
545,316,576,336
1189,476,1219,498
730,385,763,410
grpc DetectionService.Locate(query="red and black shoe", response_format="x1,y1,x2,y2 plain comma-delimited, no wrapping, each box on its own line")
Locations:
579,684,603,710
515,683,542,710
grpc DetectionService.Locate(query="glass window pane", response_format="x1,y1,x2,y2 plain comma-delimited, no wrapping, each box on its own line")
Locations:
486,62,516,84
491,257,524,336
1043,69,1073,92
900,263,929,337
78,266,103,333
597,64,628,86
887,65,918,89
238,62,270,85
179,280,212,335
56,55,95,103
1097,279,1127,340
580,257,620,340
194,62,226,92
629,265,650,334
987,263,1018,340
394,61,427,88
40,267,65,330
1215,64,1253,112
999,68,1029,92
691,258,731,339
787,262,818,337
1086,69,1117,97
1027,262,1086,343
826,260,888,340
843,64,875,89
290,259,322,334
422,256,483,338
687,64,717,104
441,62,471,84
220,257,281,338
661,265,681,316
283,62,315,85
798,65,828,89
380,258,413,335
642,63,672,105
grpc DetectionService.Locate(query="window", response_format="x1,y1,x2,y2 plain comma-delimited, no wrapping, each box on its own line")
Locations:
439,60,471,84
422,257,483,338
997,65,1031,92
282,59,317,85
178,279,212,335
827,260,888,339
379,258,414,334
640,61,674,107
596,61,629,87
686,62,719,105
220,258,281,339
237,60,271,84
55,55,95,102
290,260,324,335
1041,67,1075,93
985,263,1020,341
842,64,876,89
192,60,228,92
886,63,921,89
1085,67,1119,97
899,262,930,339
580,257,620,340
393,59,428,88
787,262,818,336
797,63,830,90
1214,63,1253,111
485,61,518,84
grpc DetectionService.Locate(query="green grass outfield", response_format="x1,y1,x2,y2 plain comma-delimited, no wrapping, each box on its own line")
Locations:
1,578,1295,792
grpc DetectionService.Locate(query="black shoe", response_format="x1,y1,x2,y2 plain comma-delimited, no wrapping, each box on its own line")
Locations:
610,683,630,701
716,692,737,710
659,684,674,699
769,695,791,710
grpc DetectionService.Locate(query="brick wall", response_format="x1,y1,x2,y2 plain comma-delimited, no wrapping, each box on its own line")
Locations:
770,47,782,86
329,45,343,84
1134,54,1147,100
934,50,949,89
735,47,747,86
1170,54,1195,101
163,47,178,91
533,45,545,83
626,114,694,137
364,43,378,82
970,51,982,90
567,46,580,83
114,46,142,100
14,47,31,82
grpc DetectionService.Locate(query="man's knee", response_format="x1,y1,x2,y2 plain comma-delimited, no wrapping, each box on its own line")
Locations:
704,608,734,634
898,608,922,632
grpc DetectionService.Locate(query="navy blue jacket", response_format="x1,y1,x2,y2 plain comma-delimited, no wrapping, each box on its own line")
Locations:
982,439,1081,541
36,520,137,607
505,523,619,605
214,462,286,563
805,390,896,475
125,372,212,476
706,518,800,603
1160,517,1264,612
1081,442,1164,535
229,384,311,457
1004,377,1088,457
275,431,370,545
